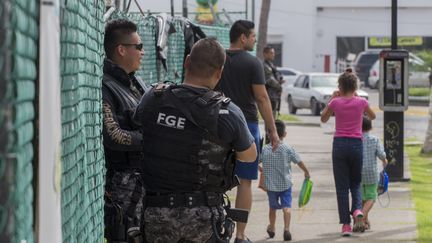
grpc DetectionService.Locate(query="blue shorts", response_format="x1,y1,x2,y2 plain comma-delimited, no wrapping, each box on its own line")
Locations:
234,121,260,180
267,188,292,209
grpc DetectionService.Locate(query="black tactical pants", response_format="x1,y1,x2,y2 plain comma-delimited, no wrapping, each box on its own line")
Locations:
143,206,224,243
104,170,145,242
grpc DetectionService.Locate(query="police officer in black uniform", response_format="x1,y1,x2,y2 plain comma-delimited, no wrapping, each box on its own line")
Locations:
134,38,257,243
263,46,284,118
102,19,147,243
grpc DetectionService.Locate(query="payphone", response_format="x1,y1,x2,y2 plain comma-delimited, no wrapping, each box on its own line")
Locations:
379,50,409,111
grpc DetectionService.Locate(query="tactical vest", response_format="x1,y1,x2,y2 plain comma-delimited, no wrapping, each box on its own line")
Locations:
139,84,235,193
263,61,282,99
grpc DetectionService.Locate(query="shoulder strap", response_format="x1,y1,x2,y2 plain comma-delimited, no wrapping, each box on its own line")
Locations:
103,73,139,108
176,85,231,107
166,85,230,130
134,76,149,92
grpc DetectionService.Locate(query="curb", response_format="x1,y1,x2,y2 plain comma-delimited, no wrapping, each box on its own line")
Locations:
258,121,321,127
405,141,424,146
285,122,321,127
409,96,429,106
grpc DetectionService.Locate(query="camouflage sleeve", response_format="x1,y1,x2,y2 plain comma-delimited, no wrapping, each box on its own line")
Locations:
102,100,142,151
263,62,273,82
263,62,282,90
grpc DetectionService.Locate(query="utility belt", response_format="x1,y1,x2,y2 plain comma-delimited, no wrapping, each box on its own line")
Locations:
145,192,223,208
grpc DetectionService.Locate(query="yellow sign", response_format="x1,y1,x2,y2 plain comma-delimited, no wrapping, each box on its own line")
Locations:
369,37,423,47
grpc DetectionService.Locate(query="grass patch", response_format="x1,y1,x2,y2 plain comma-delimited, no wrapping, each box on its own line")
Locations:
409,87,431,97
258,113,300,122
406,145,432,243
405,137,419,143
277,113,300,122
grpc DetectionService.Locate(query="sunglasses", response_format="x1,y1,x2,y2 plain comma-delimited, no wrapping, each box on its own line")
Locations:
119,43,143,51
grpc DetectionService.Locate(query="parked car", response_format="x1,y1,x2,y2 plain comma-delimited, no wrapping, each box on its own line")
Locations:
277,67,302,91
286,73,369,116
368,53,431,88
352,49,380,87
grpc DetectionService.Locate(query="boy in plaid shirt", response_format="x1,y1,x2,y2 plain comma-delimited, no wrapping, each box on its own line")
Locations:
261,120,310,241
359,117,388,232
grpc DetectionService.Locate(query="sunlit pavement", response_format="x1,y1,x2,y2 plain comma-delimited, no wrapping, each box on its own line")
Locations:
226,88,419,242
227,124,417,242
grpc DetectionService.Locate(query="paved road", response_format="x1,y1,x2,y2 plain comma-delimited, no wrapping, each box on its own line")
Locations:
227,88,421,242
228,125,417,243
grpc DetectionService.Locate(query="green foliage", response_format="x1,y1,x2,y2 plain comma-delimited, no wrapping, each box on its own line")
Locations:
414,50,432,70
258,113,300,122
277,114,300,122
406,145,432,243
409,87,431,97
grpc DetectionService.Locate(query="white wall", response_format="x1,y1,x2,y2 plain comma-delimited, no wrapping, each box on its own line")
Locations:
315,6,432,72
128,1,432,72
264,1,317,72
315,7,391,72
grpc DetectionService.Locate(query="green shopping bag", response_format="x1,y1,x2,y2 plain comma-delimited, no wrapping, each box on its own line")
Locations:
298,178,313,208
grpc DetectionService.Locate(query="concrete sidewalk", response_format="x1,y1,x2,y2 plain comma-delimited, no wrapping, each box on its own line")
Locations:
228,125,417,243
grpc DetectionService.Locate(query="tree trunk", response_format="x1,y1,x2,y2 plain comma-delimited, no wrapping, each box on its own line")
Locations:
256,0,271,60
422,90,432,153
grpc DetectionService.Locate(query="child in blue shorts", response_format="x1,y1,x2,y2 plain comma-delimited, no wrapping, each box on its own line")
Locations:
359,117,387,232
261,120,310,241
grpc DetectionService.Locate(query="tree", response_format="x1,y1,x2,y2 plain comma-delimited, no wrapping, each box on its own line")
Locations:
256,0,271,60
422,89,432,153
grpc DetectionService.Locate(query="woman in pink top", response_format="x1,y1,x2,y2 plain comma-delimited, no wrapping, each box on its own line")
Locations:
321,68,376,236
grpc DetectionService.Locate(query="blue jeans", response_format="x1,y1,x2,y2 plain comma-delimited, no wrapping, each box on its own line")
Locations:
332,137,363,224
234,121,260,180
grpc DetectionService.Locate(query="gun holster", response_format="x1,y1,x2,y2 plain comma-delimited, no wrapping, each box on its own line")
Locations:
209,194,250,243
105,197,145,243
105,196,126,240
127,227,143,243
225,208,249,223
211,213,234,243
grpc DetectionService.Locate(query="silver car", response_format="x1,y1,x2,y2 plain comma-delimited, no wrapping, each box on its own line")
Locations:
286,73,369,116
277,67,302,92
368,53,431,89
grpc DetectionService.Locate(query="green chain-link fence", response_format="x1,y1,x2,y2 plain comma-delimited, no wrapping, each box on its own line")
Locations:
60,0,105,242
128,13,159,84
1,3,231,241
109,11,230,85
197,24,230,49
58,7,230,242
0,0,38,242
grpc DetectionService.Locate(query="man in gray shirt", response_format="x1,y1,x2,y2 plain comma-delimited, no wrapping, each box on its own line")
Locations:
263,46,284,118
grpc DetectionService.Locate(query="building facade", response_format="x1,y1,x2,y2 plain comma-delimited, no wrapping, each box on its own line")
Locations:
129,0,432,72
264,0,432,72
